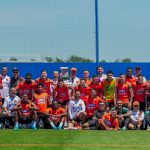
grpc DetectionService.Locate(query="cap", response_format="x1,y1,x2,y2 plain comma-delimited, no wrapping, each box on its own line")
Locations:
135,66,141,70
12,67,19,72
53,71,59,75
71,67,77,72
133,101,139,106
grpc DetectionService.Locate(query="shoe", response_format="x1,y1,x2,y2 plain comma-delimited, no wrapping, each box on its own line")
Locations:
121,126,127,130
14,125,19,130
57,125,62,129
52,125,57,129
147,126,150,130
31,125,37,129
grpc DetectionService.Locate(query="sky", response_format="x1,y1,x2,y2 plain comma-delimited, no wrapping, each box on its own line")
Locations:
0,0,150,62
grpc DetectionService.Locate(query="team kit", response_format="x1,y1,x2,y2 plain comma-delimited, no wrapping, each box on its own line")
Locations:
0,66,150,130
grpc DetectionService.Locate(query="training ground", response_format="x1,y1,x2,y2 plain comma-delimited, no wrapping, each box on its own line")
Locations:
0,130,149,150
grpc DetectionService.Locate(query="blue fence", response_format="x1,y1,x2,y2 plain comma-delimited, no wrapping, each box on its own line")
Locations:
0,63,150,80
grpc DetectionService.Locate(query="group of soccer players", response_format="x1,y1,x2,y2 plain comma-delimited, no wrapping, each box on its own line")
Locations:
0,65,150,130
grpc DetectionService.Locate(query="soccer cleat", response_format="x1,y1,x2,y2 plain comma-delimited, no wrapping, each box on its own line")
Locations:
14,125,19,130
52,125,57,129
57,125,63,129
121,126,127,130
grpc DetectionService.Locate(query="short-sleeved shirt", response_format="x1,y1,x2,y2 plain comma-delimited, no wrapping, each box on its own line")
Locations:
2,95,20,113
93,110,105,119
111,107,128,115
102,113,119,129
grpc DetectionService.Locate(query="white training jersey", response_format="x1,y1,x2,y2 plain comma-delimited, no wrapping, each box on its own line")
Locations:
130,110,144,122
0,75,11,99
68,99,85,119
2,95,20,113
64,77,80,88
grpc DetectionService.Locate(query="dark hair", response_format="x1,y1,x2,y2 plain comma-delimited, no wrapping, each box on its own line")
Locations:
25,73,32,78
119,73,125,76
37,82,44,87
58,79,63,82
41,70,47,73
106,70,113,75
92,75,98,78
96,66,103,69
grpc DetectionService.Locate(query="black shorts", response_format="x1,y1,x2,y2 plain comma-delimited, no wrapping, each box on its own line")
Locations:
88,119,99,130
19,116,32,124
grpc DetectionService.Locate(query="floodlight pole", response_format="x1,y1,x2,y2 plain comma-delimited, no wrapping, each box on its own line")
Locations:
95,0,99,67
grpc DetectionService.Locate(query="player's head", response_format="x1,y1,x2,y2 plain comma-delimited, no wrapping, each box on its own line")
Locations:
25,73,32,83
106,70,113,80
75,90,81,100
58,79,64,87
116,100,122,109
22,94,29,103
99,101,105,111
9,87,17,97
110,109,117,119
41,70,47,79
2,66,8,75
52,100,59,109
37,82,44,92
97,66,104,75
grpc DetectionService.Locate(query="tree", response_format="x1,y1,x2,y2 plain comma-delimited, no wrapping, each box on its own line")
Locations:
54,58,65,63
122,58,132,63
45,57,53,62
9,57,17,61
114,59,121,63
67,55,93,63
30,58,36,62
100,59,107,63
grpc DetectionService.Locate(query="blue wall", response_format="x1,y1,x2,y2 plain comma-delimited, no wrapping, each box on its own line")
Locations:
0,62,150,80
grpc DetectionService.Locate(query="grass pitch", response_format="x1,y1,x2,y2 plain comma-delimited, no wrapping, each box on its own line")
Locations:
0,130,149,150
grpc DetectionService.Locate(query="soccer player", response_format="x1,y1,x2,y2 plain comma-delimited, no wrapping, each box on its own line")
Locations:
0,67,11,108
96,66,107,82
64,67,80,88
111,100,130,129
10,67,24,88
133,74,147,111
32,83,50,128
16,73,35,100
82,69,91,86
53,79,70,107
85,88,103,119
101,70,116,109
116,74,133,109
82,101,106,130
13,94,39,129
35,70,51,96
99,109,119,130
46,100,67,129
68,90,86,129
134,67,146,82
2,87,20,128
90,75,102,97
127,101,144,130
125,68,136,87
74,79,90,102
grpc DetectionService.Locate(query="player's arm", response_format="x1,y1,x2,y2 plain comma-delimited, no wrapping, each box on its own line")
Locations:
29,102,39,111
12,102,22,111
3,100,11,116
128,83,133,105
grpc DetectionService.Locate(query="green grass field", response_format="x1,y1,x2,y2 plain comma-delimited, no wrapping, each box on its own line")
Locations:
0,130,149,150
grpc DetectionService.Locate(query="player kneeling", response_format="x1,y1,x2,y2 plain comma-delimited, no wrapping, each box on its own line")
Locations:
13,94,39,129
46,100,67,129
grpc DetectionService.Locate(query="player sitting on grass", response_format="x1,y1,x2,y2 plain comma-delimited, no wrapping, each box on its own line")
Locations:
127,101,144,130
67,90,86,129
2,87,20,128
13,94,39,129
82,101,106,130
46,100,67,129
111,100,130,130
144,107,150,130
99,109,119,130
